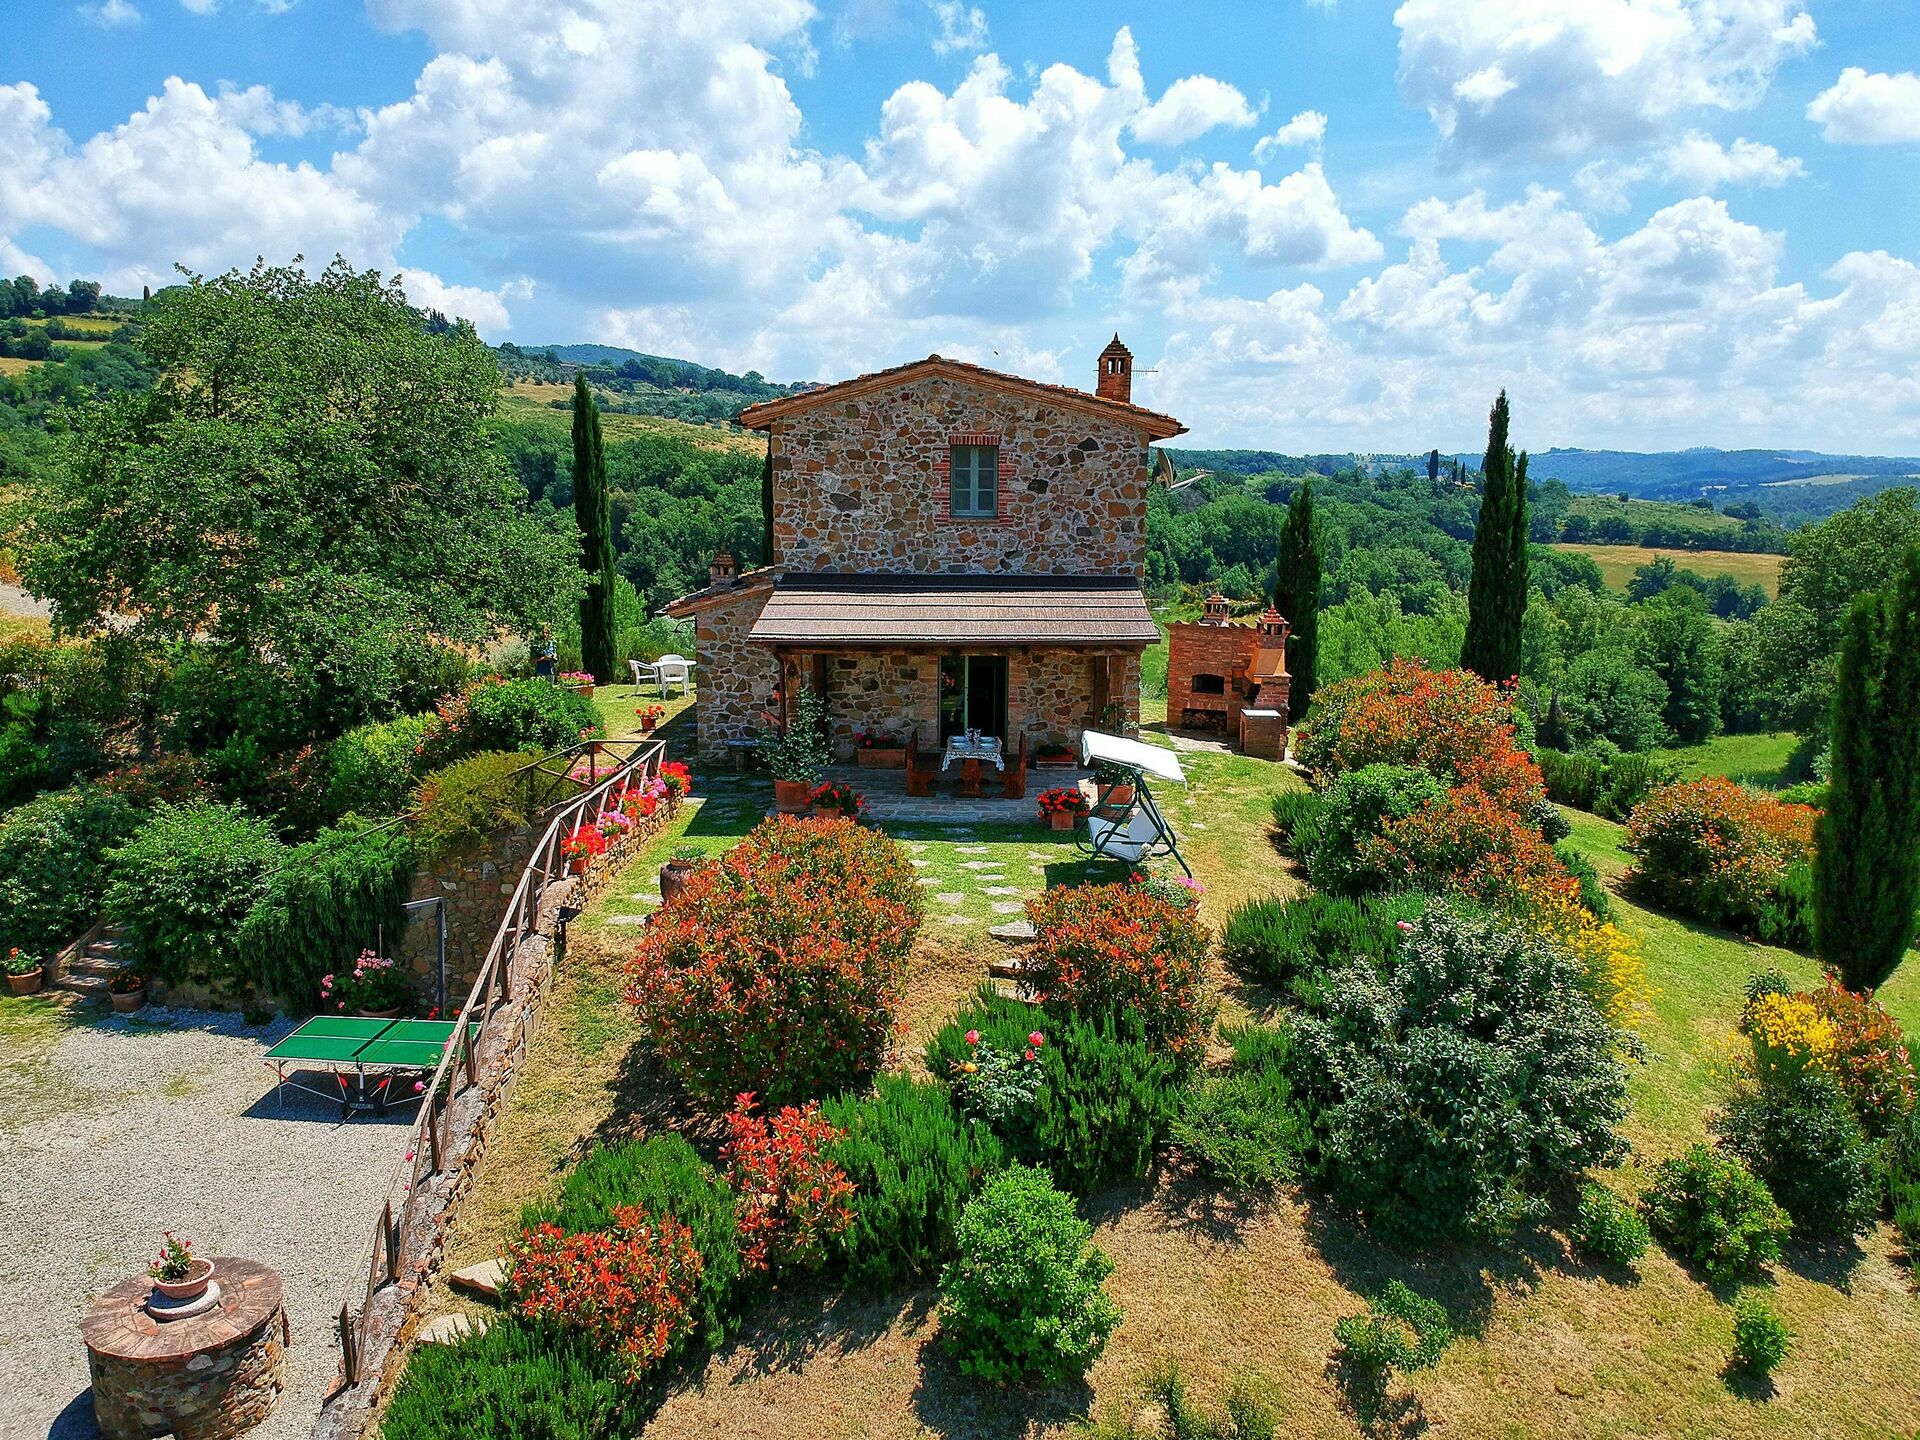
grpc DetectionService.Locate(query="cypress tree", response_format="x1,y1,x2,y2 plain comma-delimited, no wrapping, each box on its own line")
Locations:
1463,390,1525,684
571,373,617,683
1273,479,1321,720
1814,546,1920,991
759,438,775,564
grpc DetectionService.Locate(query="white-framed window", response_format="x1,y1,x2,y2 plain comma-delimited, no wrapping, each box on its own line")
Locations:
949,443,999,518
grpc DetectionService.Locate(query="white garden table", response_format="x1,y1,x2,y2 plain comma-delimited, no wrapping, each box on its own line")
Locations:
941,734,1003,797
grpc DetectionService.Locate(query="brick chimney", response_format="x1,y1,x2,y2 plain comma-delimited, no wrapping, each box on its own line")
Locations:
1257,607,1290,647
709,548,737,589
1203,589,1230,625
1096,334,1132,404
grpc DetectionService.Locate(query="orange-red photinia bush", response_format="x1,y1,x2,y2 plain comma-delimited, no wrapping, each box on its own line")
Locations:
721,1094,855,1274
625,816,923,1106
1297,659,1545,813
504,1205,704,1383
1362,785,1580,909
1625,777,1816,936
1022,883,1214,1064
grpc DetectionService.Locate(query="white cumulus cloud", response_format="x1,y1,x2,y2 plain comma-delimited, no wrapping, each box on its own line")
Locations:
1661,131,1802,189
1255,110,1327,159
1807,68,1920,145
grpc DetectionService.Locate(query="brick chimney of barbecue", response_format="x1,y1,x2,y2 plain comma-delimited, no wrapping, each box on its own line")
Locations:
1203,589,1230,625
709,548,737,589
1096,334,1132,404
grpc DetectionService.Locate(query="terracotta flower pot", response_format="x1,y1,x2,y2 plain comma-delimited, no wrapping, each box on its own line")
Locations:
641,717,658,733
1047,811,1076,831
1098,783,1135,809
109,985,146,1014
568,855,591,876
855,748,905,769
6,967,44,996
772,779,813,815
152,1256,214,1302
660,859,696,906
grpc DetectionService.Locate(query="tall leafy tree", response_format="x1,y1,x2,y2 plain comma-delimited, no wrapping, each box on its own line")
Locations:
1462,390,1528,683
1273,479,1322,719
1814,547,1920,992
23,258,574,738
571,372,617,681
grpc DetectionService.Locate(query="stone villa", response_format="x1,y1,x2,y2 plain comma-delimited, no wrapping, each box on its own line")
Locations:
664,338,1187,758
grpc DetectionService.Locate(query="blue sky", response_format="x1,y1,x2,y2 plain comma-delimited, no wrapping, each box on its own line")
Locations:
4,0,1919,453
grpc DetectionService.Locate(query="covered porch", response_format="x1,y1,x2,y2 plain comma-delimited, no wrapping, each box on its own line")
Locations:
813,758,1097,825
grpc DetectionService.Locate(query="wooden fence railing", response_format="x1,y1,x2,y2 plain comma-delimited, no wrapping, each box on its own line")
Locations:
334,735,666,1387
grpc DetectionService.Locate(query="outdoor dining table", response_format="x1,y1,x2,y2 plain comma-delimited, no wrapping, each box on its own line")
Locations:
941,734,1003,797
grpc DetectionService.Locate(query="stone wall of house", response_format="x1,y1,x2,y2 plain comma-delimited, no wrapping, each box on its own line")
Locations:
691,583,781,755
813,648,939,754
770,375,1153,579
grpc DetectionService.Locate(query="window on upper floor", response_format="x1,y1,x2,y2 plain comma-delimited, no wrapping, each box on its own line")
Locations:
949,443,999,518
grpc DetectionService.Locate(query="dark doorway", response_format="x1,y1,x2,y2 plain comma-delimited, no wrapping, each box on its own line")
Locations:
938,654,1008,741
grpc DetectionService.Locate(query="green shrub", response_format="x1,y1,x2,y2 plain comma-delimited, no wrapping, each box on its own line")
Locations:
929,991,1181,1196
1568,1180,1650,1270
937,1165,1120,1386
1712,1071,1882,1240
1219,891,1423,1003
381,1315,646,1440
1888,1108,1920,1254
413,750,541,859
1751,860,1814,950
1169,1025,1310,1191
1269,788,1325,855
1554,842,1612,920
1729,1295,1792,1378
1644,1144,1791,1284
1536,747,1601,811
103,801,286,986
1292,902,1629,1245
418,677,602,769
1303,764,1447,895
1331,1279,1451,1417
519,1133,742,1352
322,712,433,819
822,1074,1007,1293
238,822,415,1007
1085,1359,1278,1440
0,785,141,956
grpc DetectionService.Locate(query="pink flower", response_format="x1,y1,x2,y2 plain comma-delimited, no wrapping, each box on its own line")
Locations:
964,1030,979,1046
1027,1031,1044,1049
1023,1048,1036,1061
1395,920,1415,933
413,1080,426,1093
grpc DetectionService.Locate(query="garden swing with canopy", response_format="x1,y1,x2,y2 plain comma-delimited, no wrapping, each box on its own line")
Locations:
1075,729,1192,878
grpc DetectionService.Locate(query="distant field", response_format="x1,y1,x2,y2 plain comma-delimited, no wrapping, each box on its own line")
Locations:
1552,543,1784,597
497,390,761,453
1656,730,1800,789
0,357,37,377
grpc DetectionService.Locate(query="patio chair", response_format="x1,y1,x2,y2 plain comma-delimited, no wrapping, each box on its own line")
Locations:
628,658,656,689
1075,730,1192,877
654,654,693,696
904,734,937,798
1000,732,1029,800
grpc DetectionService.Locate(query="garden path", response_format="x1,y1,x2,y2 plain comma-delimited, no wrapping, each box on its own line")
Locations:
0,1000,405,1440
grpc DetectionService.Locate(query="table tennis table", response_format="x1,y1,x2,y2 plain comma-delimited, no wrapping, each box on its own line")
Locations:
263,1015,480,1118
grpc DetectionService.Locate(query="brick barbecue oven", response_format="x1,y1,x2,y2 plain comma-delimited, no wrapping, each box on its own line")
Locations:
1166,593,1291,759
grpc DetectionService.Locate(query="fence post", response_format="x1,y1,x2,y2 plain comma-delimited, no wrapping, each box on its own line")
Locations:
338,1303,359,1386
382,1201,399,1284
426,1093,443,1172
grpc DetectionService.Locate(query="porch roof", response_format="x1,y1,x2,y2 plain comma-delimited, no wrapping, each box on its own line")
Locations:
747,572,1158,647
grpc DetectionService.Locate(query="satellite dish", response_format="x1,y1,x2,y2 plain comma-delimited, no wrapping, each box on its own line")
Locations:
1153,449,1177,486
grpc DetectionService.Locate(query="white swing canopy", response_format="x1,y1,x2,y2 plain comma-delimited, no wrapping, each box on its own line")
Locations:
1078,729,1187,785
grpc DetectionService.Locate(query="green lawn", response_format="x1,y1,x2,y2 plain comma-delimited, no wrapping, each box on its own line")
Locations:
1655,731,1801,789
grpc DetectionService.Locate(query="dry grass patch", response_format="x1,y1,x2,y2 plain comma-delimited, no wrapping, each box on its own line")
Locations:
1552,543,1785,597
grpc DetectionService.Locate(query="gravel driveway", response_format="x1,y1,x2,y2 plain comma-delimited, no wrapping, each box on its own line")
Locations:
0,1000,412,1440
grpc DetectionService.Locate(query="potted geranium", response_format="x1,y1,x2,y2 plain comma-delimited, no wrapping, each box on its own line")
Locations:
321,950,410,1018
659,761,692,807
1092,760,1135,810
559,669,596,699
636,703,665,734
149,1231,214,1303
853,729,906,769
761,686,832,815
561,824,608,875
5,948,45,997
1034,738,1074,768
660,846,704,906
810,779,864,819
107,970,146,1013
1036,787,1089,831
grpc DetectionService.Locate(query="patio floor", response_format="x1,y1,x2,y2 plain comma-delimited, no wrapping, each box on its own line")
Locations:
816,761,1096,824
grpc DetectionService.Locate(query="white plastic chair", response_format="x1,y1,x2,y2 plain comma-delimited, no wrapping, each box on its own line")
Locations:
653,654,692,696
628,658,656,690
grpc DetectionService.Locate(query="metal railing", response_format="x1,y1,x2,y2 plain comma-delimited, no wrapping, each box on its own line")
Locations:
334,735,667,1386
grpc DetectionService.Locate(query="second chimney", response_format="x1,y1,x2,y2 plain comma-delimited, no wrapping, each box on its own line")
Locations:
709,548,737,589
1096,334,1132,404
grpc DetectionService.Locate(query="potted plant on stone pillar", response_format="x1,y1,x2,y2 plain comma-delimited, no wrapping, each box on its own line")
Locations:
762,686,833,816
148,1232,214,1302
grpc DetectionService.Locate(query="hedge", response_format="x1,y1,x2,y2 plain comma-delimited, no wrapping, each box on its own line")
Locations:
0,785,141,959
103,801,286,986
236,822,417,1009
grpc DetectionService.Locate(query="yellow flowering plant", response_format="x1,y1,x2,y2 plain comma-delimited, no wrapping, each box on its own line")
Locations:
1514,888,1654,1035
1741,991,1838,1082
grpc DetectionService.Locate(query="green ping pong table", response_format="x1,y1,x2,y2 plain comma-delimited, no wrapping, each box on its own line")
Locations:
264,1015,480,1119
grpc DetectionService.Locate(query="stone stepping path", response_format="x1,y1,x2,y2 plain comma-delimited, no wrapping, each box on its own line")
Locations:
959,861,1004,870
448,1259,508,1301
943,915,977,927
989,920,1036,944
956,845,990,853
420,1313,489,1346
936,892,966,905
604,913,653,926
990,901,1025,914
984,886,1020,896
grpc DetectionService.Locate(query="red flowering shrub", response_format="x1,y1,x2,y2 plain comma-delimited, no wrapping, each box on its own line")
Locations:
99,755,211,809
1023,883,1214,1063
625,816,923,1104
721,1094,855,1273
1807,979,1918,1136
1361,785,1579,908
1297,659,1544,812
503,1204,704,1381
1624,778,1816,936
